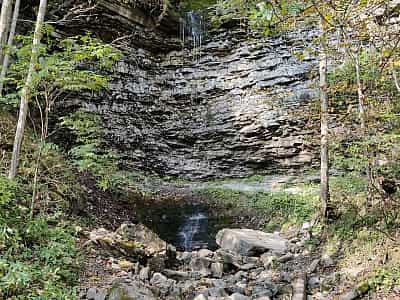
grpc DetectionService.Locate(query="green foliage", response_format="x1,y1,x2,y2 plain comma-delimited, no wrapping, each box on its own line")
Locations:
369,264,400,291
331,173,367,196
1,27,121,109
60,112,120,191
180,0,217,12
60,112,148,194
0,176,80,299
328,50,397,94
0,111,84,298
209,0,305,34
331,140,370,172
200,185,318,229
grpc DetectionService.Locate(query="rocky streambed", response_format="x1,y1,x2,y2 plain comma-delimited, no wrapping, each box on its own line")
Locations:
78,221,342,300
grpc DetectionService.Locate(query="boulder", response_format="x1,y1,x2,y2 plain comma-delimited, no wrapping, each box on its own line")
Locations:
116,223,167,256
106,281,155,300
87,287,106,300
190,257,213,276
230,293,250,300
88,223,167,260
216,229,288,256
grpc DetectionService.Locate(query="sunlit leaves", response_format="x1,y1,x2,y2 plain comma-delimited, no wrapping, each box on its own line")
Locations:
1,26,121,110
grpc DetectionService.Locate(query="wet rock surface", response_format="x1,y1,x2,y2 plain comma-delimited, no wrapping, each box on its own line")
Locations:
59,1,319,179
98,27,317,179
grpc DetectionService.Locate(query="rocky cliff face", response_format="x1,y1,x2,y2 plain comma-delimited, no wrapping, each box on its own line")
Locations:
61,1,319,179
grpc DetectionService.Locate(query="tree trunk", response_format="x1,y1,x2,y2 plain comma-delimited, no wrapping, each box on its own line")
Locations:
355,52,375,202
0,0,13,61
355,54,366,131
393,64,400,93
0,0,20,95
8,0,47,180
319,21,329,219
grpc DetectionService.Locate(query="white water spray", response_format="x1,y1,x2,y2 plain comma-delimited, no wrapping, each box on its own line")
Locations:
178,212,207,251
180,11,206,61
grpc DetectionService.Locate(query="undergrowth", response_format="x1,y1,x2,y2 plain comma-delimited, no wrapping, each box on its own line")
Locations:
60,111,147,194
0,113,81,299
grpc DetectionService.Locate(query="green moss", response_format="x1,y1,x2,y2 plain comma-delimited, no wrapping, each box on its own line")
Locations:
118,240,143,250
369,264,400,290
180,0,217,12
198,184,319,229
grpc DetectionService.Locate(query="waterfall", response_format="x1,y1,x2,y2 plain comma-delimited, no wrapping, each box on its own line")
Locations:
180,11,206,60
178,212,207,251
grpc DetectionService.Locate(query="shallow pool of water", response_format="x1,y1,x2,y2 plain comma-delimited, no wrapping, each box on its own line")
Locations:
132,199,233,251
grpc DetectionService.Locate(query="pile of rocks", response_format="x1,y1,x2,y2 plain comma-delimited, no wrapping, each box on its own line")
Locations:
80,224,310,300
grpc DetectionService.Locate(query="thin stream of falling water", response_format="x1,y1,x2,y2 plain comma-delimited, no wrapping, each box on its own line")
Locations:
180,11,206,62
178,212,207,251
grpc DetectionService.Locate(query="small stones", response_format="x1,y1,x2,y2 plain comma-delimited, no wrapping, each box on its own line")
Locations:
139,266,151,281
230,292,250,300
194,294,208,300
86,224,331,300
260,253,277,268
190,257,213,276
150,272,168,285
198,249,214,258
321,255,334,268
211,262,224,278
292,274,307,300
308,259,320,273
277,253,293,263
308,276,320,289
204,286,229,298
107,281,155,300
86,287,106,300
118,259,135,271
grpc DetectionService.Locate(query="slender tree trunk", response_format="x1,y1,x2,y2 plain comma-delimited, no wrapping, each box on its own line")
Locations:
355,52,374,202
0,0,13,59
8,0,47,180
0,0,20,95
393,65,400,93
319,21,329,219
355,54,366,131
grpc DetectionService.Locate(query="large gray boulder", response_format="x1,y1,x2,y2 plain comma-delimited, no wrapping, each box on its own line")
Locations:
216,229,288,256
107,281,155,300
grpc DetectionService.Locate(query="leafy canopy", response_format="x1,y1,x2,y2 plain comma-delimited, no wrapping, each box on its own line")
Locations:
1,25,121,108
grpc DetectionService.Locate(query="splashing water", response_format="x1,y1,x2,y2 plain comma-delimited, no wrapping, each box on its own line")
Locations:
180,11,206,60
178,212,207,251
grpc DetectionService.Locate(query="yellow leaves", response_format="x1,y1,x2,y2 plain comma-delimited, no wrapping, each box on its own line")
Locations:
393,60,400,68
324,12,332,23
382,49,392,58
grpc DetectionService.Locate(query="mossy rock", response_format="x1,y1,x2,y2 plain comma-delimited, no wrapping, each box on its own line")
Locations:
356,282,370,294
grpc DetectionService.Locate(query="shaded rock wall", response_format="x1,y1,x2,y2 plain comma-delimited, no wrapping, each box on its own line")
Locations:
61,2,319,179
